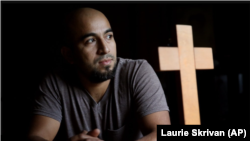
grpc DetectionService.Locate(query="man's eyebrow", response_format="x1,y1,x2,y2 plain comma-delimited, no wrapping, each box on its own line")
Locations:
104,28,113,34
79,33,97,41
79,28,113,41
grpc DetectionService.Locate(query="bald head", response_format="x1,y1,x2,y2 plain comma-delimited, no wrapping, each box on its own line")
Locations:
61,7,117,83
63,8,111,48
69,8,106,22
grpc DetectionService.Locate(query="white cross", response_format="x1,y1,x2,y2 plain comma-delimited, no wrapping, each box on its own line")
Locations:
158,25,214,125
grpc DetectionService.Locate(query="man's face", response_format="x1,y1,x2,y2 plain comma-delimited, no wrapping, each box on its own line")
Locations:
69,12,117,83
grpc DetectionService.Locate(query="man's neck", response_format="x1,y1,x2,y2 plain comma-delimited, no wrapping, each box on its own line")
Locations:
77,71,111,103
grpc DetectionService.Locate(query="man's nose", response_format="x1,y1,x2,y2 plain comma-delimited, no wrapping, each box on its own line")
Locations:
97,39,110,54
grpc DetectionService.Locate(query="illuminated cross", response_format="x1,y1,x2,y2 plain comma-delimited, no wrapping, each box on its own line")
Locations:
158,25,214,125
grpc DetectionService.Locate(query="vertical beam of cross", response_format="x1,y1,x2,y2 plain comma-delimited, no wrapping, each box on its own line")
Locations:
158,25,214,125
177,25,200,124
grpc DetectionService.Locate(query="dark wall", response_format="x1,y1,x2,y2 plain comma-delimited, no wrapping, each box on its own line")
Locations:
2,1,249,139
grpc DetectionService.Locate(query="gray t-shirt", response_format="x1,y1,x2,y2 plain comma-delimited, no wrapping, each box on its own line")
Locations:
33,57,169,141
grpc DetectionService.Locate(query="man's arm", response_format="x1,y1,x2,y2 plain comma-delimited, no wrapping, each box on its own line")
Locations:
28,115,60,141
28,115,104,141
136,111,171,141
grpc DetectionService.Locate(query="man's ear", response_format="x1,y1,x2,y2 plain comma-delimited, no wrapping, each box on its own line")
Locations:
61,46,75,64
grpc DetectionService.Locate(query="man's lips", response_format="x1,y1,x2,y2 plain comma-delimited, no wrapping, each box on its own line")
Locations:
99,59,112,65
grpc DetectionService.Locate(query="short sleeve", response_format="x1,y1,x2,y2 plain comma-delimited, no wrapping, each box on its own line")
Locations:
33,74,62,122
132,60,169,118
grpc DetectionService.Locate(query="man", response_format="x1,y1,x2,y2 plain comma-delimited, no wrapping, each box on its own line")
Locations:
28,8,170,141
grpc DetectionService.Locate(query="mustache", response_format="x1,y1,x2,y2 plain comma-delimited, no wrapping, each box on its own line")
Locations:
94,54,115,64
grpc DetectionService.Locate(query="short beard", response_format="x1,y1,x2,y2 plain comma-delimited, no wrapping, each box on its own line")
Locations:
89,62,117,83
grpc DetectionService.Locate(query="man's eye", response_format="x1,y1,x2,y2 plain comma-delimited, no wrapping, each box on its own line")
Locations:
87,38,95,43
107,35,113,39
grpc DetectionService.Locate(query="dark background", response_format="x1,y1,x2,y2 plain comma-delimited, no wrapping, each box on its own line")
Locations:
2,1,249,139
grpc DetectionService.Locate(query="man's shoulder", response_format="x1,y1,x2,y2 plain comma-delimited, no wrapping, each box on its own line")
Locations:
117,57,149,68
39,65,76,87
115,57,153,79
